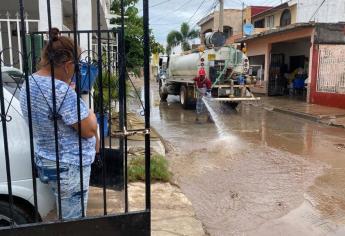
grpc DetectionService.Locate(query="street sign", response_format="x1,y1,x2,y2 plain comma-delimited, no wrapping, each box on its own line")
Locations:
243,23,254,36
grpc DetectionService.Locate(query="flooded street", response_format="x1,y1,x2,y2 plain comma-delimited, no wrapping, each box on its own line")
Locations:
146,82,345,235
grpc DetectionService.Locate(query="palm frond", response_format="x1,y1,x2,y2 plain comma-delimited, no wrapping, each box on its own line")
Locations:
188,29,199,40
167,30,183,47
180,22,190,38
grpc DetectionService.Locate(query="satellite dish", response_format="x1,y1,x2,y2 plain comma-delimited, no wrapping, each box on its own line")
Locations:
243,23,254,36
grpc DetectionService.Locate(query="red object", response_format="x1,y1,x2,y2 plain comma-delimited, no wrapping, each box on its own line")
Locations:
251,6,273,17
310,44,345,109
193,76,212,89
198,67,206,76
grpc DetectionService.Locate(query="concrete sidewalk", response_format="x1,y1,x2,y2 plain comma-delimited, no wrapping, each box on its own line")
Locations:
255,96,345,128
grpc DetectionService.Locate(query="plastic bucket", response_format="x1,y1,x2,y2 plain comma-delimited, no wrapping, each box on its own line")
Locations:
74,62,98,93
96,112,109,137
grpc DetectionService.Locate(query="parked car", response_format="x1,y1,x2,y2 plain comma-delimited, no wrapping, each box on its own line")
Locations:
0,68,55,227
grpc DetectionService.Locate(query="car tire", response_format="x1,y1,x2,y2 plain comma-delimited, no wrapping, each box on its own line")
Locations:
180,85,189,109
0,200,35,227
159,81,168,101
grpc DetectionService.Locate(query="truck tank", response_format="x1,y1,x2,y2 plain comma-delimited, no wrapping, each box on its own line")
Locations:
168,46,249,80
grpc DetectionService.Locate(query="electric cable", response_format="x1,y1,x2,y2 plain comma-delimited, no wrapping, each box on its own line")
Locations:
187,0,208,24
309,0,327,21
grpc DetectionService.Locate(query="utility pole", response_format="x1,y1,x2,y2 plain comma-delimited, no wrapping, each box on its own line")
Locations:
219,0,224,32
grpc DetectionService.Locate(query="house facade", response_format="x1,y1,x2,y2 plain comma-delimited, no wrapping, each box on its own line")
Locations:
0,0,114,71
198,9,243,45
237,0,345,109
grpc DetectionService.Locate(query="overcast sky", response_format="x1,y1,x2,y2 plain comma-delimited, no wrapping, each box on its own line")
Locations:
136,0,286,45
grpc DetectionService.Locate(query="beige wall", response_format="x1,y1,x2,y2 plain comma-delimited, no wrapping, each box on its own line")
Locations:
199,9,243,44
252,4,297,29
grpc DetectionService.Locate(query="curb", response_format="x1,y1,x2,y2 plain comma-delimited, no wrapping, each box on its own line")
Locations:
271,107,320,122
263,106,345,129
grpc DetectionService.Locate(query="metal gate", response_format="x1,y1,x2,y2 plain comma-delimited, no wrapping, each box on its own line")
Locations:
268,53,285,96
0,0,151,235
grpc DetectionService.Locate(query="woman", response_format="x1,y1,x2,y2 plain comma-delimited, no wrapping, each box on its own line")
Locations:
20,28,98,219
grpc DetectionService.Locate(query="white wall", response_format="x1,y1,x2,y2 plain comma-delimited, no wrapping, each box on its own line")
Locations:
78,0,92,51
38,0,63,31
296,0,345,23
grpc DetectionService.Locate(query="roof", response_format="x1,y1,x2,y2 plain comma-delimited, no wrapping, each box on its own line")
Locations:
236,23,313,43
250,6,273,16
252,2,289,19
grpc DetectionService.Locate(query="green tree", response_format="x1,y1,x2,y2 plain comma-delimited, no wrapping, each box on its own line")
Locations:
166,22,199,54
111,0,164,75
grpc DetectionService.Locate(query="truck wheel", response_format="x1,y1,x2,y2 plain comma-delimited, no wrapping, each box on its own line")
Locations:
0,200,35,226
159,81,168,101
180,85,189,109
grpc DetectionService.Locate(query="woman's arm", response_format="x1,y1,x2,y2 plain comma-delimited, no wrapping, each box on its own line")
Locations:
71,110,98,139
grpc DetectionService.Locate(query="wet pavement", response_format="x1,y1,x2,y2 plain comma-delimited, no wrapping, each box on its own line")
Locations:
146,82,345,236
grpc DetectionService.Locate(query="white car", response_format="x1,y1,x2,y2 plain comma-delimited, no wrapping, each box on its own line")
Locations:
0,67,55,227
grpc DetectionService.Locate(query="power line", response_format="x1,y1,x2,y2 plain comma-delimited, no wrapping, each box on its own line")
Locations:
190,0,217,25
138,0,171,12
309,0,327,21
189,1,216,24
150,0,196,22
187,0,207,24
190,0,218,29
150,0,171,8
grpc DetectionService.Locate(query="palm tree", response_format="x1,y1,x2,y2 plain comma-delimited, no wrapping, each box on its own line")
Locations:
166,22,199,54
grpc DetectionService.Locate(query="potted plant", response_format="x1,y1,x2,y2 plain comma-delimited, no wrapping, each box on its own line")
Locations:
93,71,119,137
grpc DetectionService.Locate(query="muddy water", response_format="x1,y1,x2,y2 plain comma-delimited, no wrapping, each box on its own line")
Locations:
145,82,345,236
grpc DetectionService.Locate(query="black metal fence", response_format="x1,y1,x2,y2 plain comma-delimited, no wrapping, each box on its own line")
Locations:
0,0,151,235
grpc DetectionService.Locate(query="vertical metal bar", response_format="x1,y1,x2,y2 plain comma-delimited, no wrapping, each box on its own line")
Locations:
6,12,13,66
31,34,37,73
0,61,14,226
87,32,91,109
0,22,4,66
25,13,29,34
46,0,62,220
119,0,128,213
77,32,81,46
72,0,85,217
19,0,39,222
143,0,151,212
97,0,107,215
107,32,112,148
16,13,23,71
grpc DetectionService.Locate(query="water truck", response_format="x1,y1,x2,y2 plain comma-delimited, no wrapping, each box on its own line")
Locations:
158,45,260,109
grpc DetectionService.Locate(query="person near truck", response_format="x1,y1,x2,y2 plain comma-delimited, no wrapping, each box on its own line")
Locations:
20,28,99,220
193,68,212,123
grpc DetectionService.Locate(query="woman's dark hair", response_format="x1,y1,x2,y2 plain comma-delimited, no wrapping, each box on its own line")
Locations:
40,28,80,67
